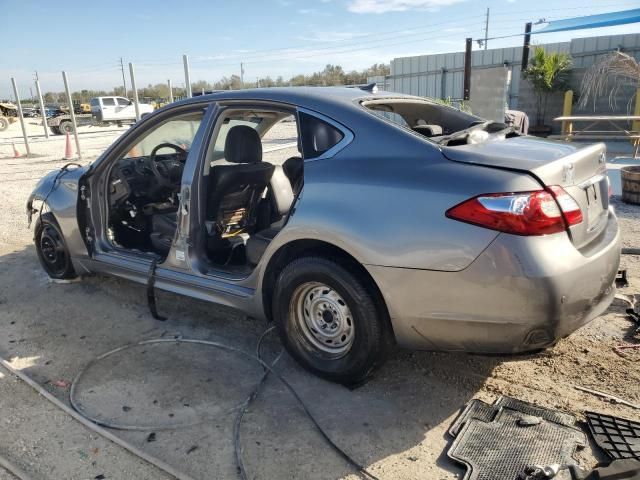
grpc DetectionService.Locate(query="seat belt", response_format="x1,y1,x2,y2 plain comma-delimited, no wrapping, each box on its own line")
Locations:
146,258,166,321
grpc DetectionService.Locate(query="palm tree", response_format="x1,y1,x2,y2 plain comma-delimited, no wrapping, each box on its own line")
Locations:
523,47,573,128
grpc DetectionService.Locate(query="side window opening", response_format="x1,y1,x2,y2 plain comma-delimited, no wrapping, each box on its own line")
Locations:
200,108,302,271
102,98,115,106
105,111,204,256
298,111,344,159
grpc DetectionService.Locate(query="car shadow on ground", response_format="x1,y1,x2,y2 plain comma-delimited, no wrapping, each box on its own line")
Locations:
0,246,503,480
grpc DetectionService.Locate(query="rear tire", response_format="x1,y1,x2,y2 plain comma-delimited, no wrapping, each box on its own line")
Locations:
273,256,390,385
0,116,8,131
34,213,77,280
58,120,74,135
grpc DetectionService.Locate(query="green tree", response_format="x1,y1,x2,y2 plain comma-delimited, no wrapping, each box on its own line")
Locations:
523,47,572,126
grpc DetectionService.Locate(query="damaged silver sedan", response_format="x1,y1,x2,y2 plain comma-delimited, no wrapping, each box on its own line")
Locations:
27,87,621,384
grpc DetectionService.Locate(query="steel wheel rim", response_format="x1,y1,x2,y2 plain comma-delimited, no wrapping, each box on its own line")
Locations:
290,282,355,357
40,225,67,275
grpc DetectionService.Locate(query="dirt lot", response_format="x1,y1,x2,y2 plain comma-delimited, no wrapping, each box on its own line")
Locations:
0,125,639,479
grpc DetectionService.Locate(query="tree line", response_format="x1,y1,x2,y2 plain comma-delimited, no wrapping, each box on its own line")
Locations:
11,63,390,104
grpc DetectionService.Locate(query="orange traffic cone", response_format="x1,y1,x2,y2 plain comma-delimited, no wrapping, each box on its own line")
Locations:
12,143,21,158
64,132,73,160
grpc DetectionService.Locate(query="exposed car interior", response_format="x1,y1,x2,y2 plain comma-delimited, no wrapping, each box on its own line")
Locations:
201,109,304,270
106,111,203,254
106,106,344,272
361,98,518,146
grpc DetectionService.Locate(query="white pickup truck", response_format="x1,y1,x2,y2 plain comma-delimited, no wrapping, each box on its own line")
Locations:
90,96,154,123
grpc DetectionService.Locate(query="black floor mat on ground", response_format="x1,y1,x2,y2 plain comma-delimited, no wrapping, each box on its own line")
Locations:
448,408,586,480
449,395,577,437
585,411,640,461
448,397,584,480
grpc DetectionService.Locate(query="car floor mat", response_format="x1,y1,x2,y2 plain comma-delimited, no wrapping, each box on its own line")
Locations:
585,411,640,461
449,395,577,437
448,408,586,480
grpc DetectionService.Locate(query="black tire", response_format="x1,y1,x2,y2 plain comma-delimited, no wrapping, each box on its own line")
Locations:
34,213,77,280
0,116,9,131
58,120,74,135
273,256,390,385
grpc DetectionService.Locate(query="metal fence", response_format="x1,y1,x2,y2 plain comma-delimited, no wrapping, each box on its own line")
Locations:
374,32,640,109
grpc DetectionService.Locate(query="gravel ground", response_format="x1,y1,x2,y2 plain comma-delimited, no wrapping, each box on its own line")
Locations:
0,127,639,479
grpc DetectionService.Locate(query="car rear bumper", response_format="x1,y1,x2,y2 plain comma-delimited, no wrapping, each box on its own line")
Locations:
366,208,621,353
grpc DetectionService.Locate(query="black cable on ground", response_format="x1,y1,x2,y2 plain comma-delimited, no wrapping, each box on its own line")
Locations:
0,357,196,480
68,335,380,480
233,326,284,480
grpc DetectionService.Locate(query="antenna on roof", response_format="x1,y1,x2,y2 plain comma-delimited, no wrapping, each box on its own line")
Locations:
359,82,378,94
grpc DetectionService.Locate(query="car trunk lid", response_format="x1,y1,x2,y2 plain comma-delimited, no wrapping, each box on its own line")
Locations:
441,136,609,249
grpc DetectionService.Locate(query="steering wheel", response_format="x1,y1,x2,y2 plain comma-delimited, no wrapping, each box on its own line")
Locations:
148,142,187,187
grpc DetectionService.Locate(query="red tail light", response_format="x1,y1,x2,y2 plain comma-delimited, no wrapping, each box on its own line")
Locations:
446,187,582,236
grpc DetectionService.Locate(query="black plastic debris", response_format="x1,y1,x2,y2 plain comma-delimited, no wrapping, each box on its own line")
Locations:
146,432,156,443
585,411,640,461
584,458,640,479
448,397,585,480
616,270,629,289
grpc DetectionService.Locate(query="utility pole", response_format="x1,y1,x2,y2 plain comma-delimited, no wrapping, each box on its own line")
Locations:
240,62,244,89
167,79,174,103
521,22,533,71
120,57,128,97
484,7,490,50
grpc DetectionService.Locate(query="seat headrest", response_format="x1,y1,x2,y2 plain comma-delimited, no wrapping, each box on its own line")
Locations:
224,125,262,164
412,124,443,137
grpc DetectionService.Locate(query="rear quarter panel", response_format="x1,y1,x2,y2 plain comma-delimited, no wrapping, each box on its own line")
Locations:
264,113,543,272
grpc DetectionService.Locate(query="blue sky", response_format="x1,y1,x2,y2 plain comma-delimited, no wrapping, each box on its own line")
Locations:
2,0,639,98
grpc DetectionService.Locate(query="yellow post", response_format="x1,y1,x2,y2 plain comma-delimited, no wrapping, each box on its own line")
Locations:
562,90,573,135
632,87,640,158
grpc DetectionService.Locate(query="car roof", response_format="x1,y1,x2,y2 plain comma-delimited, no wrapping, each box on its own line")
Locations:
174,86,425,113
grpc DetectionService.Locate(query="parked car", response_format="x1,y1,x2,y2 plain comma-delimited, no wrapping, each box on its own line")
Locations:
27,87,620,384
22,107,38,117
90,96,154,123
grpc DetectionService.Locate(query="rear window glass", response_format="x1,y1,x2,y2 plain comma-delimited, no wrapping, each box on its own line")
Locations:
102,98,115,106
117,98,130,106
298,111,344,159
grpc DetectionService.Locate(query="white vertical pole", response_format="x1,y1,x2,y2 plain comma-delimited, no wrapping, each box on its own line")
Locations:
484,7,490,50
10,77,31,156
168,79,174,103
129,62,140,121
35,79,49,139
62,71,82,160
183,55,192,98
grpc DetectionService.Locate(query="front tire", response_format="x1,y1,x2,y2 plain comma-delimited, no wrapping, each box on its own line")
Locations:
273,256,390,385
34,213,77,280
0,116,9,131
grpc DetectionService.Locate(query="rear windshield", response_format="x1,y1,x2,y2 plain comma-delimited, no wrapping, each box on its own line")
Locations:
361,98,481,138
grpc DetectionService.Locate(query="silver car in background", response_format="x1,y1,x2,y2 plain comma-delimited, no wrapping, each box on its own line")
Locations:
27,87,620,384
